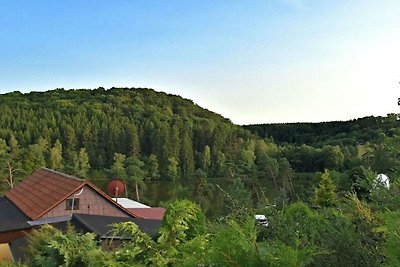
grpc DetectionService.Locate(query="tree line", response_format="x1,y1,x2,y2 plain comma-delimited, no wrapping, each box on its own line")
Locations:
0,88,399,210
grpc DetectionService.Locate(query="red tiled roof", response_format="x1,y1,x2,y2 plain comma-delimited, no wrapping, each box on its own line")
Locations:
5,168,86,220
127,208,166,220
4,168,140,220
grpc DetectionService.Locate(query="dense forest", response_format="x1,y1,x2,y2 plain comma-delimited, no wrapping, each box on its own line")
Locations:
0,88,253,190
0,88,399,207
244,115,399,147
1,88,400,266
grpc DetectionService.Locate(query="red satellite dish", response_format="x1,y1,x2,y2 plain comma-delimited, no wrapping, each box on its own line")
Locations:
107,180,125,197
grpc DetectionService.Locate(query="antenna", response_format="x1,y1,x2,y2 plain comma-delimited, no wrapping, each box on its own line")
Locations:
70,187,84,215
107,180,125,202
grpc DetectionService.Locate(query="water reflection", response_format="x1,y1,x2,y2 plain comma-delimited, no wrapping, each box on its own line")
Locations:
95,178,279,219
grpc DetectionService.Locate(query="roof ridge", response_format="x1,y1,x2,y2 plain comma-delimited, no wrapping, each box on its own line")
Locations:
41,167,86,182
6,168,138,220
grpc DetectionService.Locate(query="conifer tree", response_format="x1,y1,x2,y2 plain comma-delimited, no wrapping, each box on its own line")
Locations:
126,155,145,201
110,153,128,197
0,139,12,189
111,153,127,180
49,139,64,170
68,148,91,178
167,157,179,180
313,169,337,207
201,145,211,173
147,153,160,180
278,158,295,199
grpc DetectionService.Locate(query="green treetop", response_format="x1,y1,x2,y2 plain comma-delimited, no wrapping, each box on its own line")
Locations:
313,169,337,207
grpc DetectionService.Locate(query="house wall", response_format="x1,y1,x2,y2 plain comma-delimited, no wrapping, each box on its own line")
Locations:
0,229,31,244
0,243,13,262
41,186,129,219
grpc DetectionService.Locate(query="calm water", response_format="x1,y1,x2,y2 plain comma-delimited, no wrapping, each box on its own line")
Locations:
95,177,279,219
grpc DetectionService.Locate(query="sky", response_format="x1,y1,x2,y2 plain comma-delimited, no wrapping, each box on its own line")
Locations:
0,1,399,125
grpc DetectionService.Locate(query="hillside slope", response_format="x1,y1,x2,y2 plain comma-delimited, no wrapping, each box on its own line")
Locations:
1,88,399,208
0,87,256,181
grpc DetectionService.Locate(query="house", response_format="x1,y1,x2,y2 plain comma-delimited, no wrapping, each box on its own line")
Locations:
112,197,166,220
0,244,13,262
112,197,152,208
127,208,166,220
0,196,31,243
0,168,163,263
8,213,162,262
70,213,162,240
4,168,135,221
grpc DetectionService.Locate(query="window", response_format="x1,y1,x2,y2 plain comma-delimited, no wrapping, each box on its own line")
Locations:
66,198,80,210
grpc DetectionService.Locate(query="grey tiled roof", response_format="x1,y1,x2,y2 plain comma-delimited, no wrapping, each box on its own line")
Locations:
71,213,162,239
0,197,30,232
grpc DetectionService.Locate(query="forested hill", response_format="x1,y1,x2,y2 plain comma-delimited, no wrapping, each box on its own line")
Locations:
2,87,400,208
244,115,400,147
0,87,258,187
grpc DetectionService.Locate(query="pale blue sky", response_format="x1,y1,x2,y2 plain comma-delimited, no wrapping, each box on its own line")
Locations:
0,1,399,124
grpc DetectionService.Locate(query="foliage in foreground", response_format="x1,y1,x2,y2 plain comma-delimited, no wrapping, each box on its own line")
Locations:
3,192,400,267
26,224,112,267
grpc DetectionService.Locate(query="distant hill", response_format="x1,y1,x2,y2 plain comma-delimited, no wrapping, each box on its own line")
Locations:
244,115,400,147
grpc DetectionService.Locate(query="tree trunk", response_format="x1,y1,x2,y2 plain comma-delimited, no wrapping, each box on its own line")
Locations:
135,182,140,201
6,163,15,189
